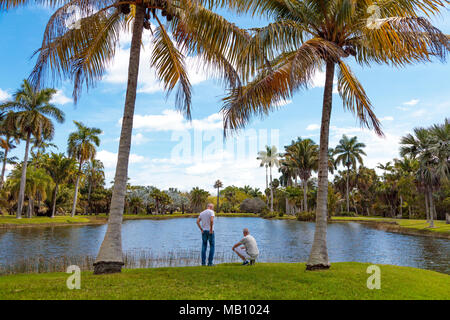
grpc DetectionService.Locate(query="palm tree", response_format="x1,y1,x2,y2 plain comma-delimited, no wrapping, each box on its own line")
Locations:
334,135,366,212
67,121,101,217
189,187,210,213
279,158,296,214
284,138,318,212
84,159,105,214
0,111,20,189
9,166,52,218
221,1,448,270
400,119,449,227
257,145,280,212
0,80,64,219
213,180,223,212
1,0,249,274
43,153,77,218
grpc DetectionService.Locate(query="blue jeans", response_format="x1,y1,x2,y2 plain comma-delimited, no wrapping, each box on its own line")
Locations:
201,230,215,266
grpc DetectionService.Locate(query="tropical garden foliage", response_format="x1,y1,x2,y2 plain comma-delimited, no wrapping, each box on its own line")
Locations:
1,0,449,274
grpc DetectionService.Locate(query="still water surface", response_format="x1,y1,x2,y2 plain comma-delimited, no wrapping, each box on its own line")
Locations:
0,217,448,273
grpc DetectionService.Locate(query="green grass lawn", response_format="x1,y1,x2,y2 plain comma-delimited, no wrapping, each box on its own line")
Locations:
0,262,448,300
0,215,91,226
331,216,450,234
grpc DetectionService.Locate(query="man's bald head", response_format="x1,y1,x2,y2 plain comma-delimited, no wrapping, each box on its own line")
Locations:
207,203,214,210
243,228,249,236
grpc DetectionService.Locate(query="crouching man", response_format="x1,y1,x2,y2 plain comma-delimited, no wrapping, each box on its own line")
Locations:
232,228,259,266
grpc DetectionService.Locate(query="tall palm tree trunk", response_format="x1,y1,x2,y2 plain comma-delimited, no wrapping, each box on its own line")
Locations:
216,187,220,212
94,4,145,275
428,188,434,228
303,179,308,212
307,61,335,270
71,160,82,217
51,184,58,218
87,180,92,215
16,131,31,219
424,189,430,222
0,148,9,189
346,166,350,212
265,165,268,206
269,166,273,212
27,198,33,218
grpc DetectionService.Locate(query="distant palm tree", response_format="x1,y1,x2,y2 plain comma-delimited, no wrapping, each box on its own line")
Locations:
400,119,449,227
190,187,210,213
221,0,448,270
284,138,318,212
257,145,280,212
68,121,101,217
334,135,366,212
0,111,20,189
84,159,105,214
9,166,52,218
43,153,77,218
213,180,223,212
0,80,64,218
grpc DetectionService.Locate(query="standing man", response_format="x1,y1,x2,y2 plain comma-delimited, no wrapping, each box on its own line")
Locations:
232,228,259,266
196,203,215,266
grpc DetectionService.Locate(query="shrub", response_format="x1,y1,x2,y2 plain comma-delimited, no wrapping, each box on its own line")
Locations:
296,211,316,221
240,197,267,214
278,211,284,217
336,211,357,217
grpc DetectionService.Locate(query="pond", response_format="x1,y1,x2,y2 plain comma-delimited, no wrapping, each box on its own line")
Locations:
0,217,449,274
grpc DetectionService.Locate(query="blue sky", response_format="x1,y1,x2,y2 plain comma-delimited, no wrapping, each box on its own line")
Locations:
1,5,449,193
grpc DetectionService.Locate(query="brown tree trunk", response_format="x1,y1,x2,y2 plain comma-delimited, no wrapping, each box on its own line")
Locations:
346,166,350,212
216,187,220,213
424,190,430,222
428,188,434,228
0,147,8,189
307,61,335,270
51,184,58,218
303,179,308,212
94,4,145,274
16,131,31,219
270,166,273,212
71,160,82,217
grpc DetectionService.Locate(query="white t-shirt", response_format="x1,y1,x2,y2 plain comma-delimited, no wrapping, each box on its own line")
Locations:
240,235,259,257
199,209,215,231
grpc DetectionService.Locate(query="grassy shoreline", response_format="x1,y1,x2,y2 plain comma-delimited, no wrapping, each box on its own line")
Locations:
0,212,257,228
0,262,448,300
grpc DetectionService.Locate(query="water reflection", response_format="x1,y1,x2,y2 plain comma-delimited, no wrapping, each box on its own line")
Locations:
0,218,448,274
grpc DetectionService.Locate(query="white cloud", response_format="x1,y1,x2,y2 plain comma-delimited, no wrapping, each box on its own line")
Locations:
379,116,394,121
96,150,146,169
403,99,419,106
0,88,11,101
132,133,150,145
122,109,223,132
51,90,72,105
306,124,320,131
104,29,211,93
411,109,427,118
